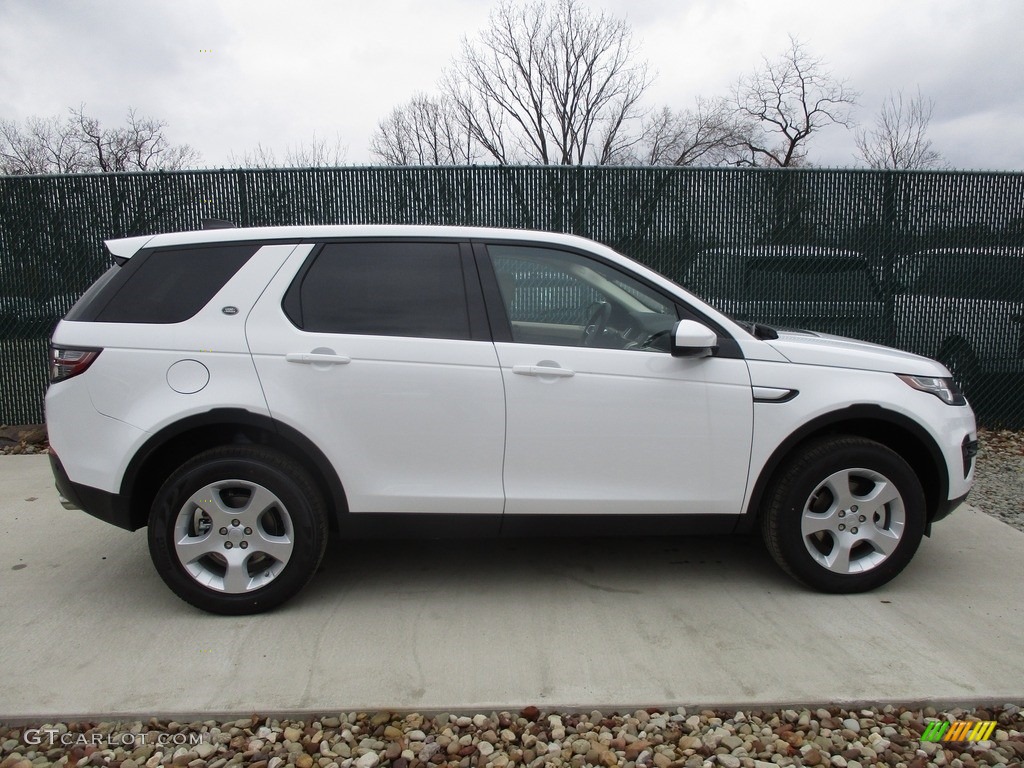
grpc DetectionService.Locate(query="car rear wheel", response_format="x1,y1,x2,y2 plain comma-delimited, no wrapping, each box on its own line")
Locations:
148,446,328,614
761,436,926,592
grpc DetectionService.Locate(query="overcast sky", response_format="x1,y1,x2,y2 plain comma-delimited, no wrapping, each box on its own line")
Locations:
2,0,1023,170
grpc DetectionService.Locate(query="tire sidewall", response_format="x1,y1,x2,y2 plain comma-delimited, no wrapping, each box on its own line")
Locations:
148,449,325,614
768,439,927,593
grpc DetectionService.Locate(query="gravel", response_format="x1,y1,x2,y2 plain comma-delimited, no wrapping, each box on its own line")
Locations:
2,706,1022,768
969,429,1024,533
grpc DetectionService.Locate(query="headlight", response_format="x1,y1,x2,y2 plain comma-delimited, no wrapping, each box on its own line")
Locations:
897,374,967,406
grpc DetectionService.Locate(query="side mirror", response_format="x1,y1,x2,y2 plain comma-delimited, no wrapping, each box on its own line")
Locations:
671,319,718,358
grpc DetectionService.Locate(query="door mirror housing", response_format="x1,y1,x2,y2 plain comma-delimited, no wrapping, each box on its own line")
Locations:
671,319,718,358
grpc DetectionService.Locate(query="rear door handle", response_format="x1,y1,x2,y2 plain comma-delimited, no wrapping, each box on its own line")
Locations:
285,352,352,365
512,364,575,378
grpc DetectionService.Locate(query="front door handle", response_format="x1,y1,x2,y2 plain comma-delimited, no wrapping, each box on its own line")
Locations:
285,352,352,365
512,364,575,378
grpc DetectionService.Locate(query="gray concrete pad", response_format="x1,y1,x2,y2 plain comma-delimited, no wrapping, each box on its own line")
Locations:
1,454,1021,721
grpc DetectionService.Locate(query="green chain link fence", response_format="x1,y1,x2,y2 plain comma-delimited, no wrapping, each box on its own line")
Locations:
1,166,1022,427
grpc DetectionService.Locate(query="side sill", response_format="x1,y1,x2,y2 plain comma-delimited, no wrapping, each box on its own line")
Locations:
335,512,740,539
500,513,739,537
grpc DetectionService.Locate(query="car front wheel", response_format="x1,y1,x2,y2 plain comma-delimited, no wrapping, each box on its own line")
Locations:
761,436,926,593
148,446,328,614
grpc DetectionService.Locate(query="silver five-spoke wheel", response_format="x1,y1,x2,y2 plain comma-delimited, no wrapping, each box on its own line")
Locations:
173,480,295,594
800,468,906,575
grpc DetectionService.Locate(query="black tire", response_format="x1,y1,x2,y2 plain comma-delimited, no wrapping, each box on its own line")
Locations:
761,436,926,593
148,446,328,614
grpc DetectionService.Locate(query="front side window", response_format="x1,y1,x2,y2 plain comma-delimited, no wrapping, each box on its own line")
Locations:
286,241,471,339
489,245,678,351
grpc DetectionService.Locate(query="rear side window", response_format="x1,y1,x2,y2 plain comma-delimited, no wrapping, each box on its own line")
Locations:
76,244,259,323
284,241,470,339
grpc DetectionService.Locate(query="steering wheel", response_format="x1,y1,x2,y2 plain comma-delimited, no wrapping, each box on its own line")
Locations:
581,301,611,346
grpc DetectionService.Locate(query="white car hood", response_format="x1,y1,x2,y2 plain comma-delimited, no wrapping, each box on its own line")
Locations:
765,330,948,376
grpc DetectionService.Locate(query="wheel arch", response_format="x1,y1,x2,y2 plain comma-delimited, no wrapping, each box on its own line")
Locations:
739,404,949,534
120,409,348,532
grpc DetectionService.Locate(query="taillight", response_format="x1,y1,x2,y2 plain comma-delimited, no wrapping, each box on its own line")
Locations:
49,346,101,383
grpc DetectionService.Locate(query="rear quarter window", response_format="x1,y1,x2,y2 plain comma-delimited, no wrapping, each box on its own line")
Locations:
73,244,260,323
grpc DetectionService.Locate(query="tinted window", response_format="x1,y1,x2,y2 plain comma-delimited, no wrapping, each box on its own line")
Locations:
290,242,471,339
93,244,258,323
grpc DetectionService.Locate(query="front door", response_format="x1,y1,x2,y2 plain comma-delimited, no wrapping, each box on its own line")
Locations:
486,244,753,517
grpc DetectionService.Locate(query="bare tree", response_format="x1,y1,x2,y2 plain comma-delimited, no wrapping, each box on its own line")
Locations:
732,35,858,167
0,106,200,174
440,0,651,165
229,132,347,168
631,97,745,166
855,88,944,169
0,114,87,174
72,107,201,171
370,94,479,165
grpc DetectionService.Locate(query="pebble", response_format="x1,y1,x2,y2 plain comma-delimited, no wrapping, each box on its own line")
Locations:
195,744,217,760
1,706,1021,768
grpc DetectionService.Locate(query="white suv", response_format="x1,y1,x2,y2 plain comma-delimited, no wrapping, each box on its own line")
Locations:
46,225,978,614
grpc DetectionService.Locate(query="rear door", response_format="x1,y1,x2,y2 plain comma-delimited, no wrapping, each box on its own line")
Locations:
246,239,506,518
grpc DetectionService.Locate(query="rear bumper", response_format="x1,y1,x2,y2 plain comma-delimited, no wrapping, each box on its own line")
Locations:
49,452,138,531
